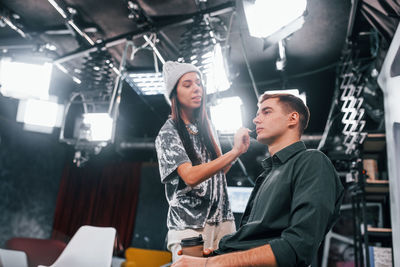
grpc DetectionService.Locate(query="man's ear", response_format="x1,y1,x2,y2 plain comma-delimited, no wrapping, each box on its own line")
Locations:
288,112,299,127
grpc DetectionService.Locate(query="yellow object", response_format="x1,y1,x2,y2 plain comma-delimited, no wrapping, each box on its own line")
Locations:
122,247,172,267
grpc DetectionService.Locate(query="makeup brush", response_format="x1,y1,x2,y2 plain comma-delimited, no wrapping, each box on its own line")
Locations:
248,128,257,139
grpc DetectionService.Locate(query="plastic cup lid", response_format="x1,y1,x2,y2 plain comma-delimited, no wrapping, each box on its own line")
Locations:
180,234,204,247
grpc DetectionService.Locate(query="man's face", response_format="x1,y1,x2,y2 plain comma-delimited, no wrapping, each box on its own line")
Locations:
253,98,291,145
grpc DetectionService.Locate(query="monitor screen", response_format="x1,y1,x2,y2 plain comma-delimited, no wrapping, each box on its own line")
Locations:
227,186,253,213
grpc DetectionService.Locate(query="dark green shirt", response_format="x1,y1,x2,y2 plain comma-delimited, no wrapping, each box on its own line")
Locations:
216,141,344,267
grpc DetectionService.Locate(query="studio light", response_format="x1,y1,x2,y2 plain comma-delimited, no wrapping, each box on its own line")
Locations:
16,98,64,134
264,89,307,105
127,72,164,95
0,58,53,100
79,113,113,142
243,0,307,40
205,43,231,95
179,16,231,96
209,96,243,134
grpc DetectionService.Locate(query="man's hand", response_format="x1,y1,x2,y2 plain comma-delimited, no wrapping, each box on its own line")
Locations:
173,248,213,267
171,255,208,267
174,245,278,267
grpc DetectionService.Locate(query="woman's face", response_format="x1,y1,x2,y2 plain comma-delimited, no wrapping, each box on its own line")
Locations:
176,72,203,111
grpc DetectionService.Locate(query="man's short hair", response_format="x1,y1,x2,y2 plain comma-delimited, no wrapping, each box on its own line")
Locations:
258,93,310,134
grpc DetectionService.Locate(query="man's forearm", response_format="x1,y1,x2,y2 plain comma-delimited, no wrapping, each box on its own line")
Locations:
208,245,278,267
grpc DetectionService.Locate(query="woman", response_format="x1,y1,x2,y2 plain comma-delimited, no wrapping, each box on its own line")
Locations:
155,61,249,262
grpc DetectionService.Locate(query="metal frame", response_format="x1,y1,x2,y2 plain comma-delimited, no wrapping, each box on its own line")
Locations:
54,1,235,64
377,21,400,267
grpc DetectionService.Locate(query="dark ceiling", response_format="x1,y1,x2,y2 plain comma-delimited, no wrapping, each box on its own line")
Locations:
1,0,356,143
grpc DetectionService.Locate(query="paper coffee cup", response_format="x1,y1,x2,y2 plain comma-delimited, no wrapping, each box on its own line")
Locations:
180,235,204,257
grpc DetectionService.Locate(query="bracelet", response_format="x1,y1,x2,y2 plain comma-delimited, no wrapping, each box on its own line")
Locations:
204,257,209,267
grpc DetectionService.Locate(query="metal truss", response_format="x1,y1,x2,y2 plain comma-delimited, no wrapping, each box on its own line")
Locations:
338,52,367,155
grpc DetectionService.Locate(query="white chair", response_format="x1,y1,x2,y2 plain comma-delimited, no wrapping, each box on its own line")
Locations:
0,248,29,267
111,256,125,267
38,225,116,267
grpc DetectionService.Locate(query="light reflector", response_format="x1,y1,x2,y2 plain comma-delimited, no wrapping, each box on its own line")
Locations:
0,59,53,99
210,96,243,134
243,0,307,38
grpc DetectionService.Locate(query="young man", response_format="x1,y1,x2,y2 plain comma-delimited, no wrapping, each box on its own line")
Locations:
172,93,344,267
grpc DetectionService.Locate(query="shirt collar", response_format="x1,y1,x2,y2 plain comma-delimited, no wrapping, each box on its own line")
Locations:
261,141,306,169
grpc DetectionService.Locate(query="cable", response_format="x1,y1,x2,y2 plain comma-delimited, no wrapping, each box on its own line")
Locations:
227,136,255,186
239,28,260,99
224,11,236,48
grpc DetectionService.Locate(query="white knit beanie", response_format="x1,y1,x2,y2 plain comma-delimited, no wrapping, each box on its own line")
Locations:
162,61,201,104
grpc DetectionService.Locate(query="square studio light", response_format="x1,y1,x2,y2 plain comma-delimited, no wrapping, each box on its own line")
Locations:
0,58,53,100
79,113,113,142
210,96,243,134
16,98,64,134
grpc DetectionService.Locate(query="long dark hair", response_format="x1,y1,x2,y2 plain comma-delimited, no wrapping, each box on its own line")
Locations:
170,82,221,165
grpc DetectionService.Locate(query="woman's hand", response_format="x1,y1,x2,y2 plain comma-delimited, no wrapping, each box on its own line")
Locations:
232,127,250,155
177,248,214,257
176,127,250,187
